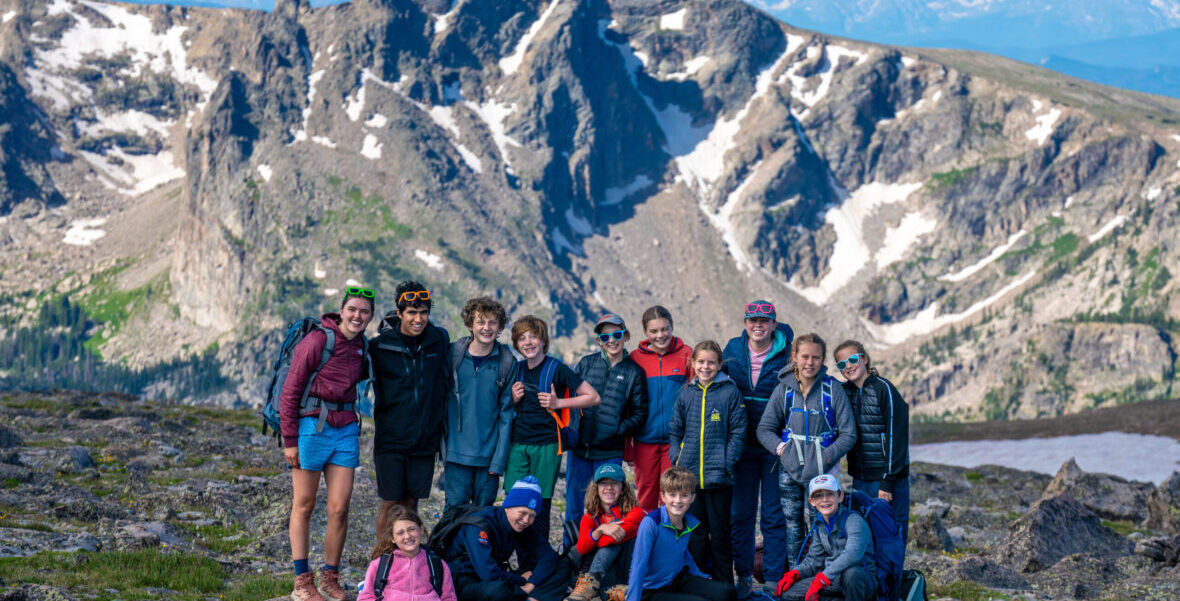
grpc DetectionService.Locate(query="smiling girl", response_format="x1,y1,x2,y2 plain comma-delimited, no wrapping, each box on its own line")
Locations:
281,289,375,601
834,340,911,542
358,505,457,601
630,306,694,511
668,340,745,584
755,333,856,571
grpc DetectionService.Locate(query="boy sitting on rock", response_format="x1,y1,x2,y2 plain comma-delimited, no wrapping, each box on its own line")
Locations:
776,475,876,601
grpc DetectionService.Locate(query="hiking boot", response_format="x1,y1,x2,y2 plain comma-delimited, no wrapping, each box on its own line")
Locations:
603,584,628,601
319,569,350,601
564,573,600,601
736,575,754,599
291,572,325,601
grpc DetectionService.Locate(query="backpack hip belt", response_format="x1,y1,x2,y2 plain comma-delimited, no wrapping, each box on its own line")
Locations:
780,378,836,471
301,396,356,432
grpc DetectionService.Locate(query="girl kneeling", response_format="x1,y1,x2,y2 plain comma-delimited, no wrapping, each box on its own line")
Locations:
566,464,645,601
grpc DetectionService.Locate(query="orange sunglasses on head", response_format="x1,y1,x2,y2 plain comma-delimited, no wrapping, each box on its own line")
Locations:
398,290,431,304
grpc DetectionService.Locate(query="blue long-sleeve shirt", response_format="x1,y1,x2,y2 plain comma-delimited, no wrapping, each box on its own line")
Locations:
444,506,557,587
625,507,707,601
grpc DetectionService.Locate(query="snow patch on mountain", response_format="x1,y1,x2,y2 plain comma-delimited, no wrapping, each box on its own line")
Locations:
877,211,938,268
661,55,711,81
660,8,687,30
1088,214,1127,242
79,148,184,196
2,10,15,23
344,76,366,122
500,0,563,76
433,0,462,35
603,175,653,205
63,218,107,246
257,164,272,182
940,230,1027,283
360,134,382,159
364,113,388,128
1026,101,1061,146
789,181,924,304
864,270,1037,346
788,42,867,119
463,97,521,167
414,249,444,271
77,108,173,139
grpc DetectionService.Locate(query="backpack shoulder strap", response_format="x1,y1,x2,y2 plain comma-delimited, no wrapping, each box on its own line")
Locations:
821,376,836,430
449,339,468,378
299,325,335,407
426,550,444,595
495,343,516,389
373,551,393,598
539,356,558,393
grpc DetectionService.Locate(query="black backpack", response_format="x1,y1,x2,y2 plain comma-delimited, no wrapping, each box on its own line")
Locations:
372,549,446,597
428,503,494,559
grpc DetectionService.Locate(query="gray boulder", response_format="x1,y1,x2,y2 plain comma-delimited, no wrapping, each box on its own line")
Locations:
911,513,956,552
0,425,21,448
1146,471,1180,534
992,495,1132,572
1134,534,1180,566
948,556,1030,590
1042,458,1154,523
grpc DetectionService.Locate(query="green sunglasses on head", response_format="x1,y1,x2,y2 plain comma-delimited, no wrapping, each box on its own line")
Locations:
346,286,375,299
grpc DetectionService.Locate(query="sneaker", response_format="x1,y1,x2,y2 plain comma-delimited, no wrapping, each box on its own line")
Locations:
291,572,325,601
736,575,754,599
603,584,628,601
564,572,600,601
319,569,350,601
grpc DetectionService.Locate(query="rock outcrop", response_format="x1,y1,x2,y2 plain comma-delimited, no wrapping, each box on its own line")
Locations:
992,495,1133,573
1043,457,1155,523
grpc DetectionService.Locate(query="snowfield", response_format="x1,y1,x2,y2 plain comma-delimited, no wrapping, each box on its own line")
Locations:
912,432,1180,484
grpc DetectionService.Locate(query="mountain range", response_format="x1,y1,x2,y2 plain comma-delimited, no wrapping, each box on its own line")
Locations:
0,0,1178,422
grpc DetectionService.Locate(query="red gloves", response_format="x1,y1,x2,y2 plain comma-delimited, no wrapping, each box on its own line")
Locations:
775,570,801,596
803,572,831,601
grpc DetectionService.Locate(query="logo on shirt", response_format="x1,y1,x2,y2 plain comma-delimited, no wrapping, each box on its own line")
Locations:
478,531,489,545
615,375,625,380
357,349,364,355
710,409,721,422
672,368,681,373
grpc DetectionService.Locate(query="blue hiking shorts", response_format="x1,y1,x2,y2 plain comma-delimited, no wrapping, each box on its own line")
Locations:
297,417,360,471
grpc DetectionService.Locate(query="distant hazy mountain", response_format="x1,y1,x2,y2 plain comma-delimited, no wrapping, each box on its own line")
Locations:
750,0,1180,98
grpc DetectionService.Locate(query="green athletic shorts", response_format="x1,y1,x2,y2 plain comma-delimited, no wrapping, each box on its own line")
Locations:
503,442,561,498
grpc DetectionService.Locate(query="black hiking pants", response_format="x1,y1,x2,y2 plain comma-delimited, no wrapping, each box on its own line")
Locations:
454,560,570,601
781,566,875,601
688,486,734,585
640,567,737,601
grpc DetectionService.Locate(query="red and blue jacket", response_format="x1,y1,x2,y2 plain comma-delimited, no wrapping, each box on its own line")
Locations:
630,337,693,444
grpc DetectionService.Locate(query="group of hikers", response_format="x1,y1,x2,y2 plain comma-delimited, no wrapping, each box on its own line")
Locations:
275,279,911,601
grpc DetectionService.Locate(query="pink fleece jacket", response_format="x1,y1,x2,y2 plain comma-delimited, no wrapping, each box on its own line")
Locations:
357,549,457,601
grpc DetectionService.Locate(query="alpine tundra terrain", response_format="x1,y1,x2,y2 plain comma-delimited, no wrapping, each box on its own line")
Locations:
1,0,1179,420
0,391,1178,600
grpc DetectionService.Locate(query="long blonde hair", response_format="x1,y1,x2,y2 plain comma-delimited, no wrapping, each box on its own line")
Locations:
584,477,638,517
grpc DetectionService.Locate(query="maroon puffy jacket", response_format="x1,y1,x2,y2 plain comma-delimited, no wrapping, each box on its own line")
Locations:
279,314,365,448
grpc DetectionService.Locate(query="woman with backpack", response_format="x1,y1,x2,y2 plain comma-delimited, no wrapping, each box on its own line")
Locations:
358,504,457,601
834,340,911,544
280,288,375,601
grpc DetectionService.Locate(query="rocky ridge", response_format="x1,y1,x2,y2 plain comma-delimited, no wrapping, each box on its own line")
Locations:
2,391,1180,600
0,0,1178,418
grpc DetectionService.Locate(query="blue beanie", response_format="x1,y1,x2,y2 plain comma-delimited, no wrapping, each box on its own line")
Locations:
503,476,543,511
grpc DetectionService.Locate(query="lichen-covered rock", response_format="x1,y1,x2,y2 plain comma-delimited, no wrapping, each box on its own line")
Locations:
992,495,1132,572
911,513,956,552
1043,457,1154,523
1146,471,1180,534
1135,535,1180,567
947,556,1030,591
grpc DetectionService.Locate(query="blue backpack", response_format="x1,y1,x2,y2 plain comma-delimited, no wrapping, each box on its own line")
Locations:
517,356,580,454
796,490,905,601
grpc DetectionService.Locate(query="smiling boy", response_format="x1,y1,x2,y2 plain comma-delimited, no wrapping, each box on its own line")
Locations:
371,280,451,537
444,297,517,509
775,475,876,601
626,467,735,601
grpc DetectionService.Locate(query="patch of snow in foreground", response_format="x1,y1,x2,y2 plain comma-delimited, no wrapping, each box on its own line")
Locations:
939,230,1027,283
414,249,444,271
862,270,1037,346
500,0,563,76
361,134,382,159
63,218,107,246
877,211,938,268
790,181,924,305
1088,214,1127,243
660,8,686,30
1025,105,1061,146
912,432,1180,484
257,164,272,182
365,113,388,128
603,175,653,205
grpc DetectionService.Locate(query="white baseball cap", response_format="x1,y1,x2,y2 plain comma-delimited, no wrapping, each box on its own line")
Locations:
808,474,841,497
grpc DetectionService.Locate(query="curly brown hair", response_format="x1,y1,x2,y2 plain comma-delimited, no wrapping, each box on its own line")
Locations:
370,504,426,560
462,296,508,330
584,476,638,517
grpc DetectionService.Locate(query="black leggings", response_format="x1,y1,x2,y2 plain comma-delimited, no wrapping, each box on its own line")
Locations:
688,486,734,585
640,568,737,601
